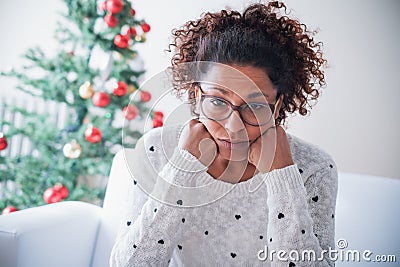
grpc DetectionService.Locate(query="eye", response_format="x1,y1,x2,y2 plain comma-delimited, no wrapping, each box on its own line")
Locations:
210,98,227,107
247,103,264,110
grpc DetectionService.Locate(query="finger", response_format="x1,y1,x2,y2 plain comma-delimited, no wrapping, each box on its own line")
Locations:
179,118,205,142
247,127,277,192
248,144,257,165
196,119,216,141
261,125,276,137
198,137,218,166
198,121,218,164
250,125,277,172
249,125,276,147
261,126,277,162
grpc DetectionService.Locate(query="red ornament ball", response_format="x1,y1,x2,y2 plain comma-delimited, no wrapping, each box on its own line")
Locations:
152,118,163,128
106,0,124,14
53,184,69,199
140,90,151,102
141,22,151,33
85,126,102,143
113,81,128,96
43,187,62,204
130,8,136,17
92,92,110,107
153,110,164,119
2,206,18,215
114,34,129,49
0,134,7,151
104,14,118,28
128,27,137,37
123,105,139,120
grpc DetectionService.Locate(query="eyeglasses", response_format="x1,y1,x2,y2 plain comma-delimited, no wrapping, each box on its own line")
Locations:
199,90,279,126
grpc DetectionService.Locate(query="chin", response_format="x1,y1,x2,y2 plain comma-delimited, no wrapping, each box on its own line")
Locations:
219,146,249,162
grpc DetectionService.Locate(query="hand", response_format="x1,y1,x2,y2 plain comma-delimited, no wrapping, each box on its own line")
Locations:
178,119,218,167
249,125,294,173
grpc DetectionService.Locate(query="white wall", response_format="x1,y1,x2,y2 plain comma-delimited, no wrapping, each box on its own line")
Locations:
1,0,399,178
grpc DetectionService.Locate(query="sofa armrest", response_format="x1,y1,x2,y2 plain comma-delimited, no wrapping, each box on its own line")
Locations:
335,173,400,267
0,201,102,267
91,149,136,267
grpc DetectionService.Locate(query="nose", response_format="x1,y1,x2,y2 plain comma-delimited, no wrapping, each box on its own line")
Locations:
224,110,246,133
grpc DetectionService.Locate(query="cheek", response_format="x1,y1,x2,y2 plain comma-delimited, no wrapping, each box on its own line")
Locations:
246,126,262,142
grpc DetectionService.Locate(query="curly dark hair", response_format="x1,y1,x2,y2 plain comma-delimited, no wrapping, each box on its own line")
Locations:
168,1,327,125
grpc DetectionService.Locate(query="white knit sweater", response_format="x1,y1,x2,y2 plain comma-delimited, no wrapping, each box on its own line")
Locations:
110,124,338,267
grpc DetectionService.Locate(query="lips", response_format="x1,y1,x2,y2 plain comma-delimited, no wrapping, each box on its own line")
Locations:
218,139,250,150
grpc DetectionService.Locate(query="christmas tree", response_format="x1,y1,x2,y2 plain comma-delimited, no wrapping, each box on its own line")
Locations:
0,0,163,214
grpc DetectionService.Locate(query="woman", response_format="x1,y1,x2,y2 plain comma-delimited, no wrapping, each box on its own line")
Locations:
110,1,338,266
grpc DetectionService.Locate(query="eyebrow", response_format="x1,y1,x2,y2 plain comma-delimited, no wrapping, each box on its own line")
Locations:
205,86,269,99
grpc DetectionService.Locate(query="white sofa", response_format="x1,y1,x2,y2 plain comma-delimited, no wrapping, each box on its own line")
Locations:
0,149,399,267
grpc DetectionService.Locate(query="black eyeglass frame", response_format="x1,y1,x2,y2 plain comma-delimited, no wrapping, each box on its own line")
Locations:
198,91,280,127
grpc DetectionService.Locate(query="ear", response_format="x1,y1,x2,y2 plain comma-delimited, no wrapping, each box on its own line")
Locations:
273,94,283,120
194,84,201,101
188,84,199,103
192,84,201,113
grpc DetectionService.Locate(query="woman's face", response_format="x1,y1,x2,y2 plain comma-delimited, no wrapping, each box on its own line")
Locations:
196,64,281,162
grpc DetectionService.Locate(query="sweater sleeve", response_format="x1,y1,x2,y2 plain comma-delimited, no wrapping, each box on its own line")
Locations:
264,161,338,266
109,137,208,266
